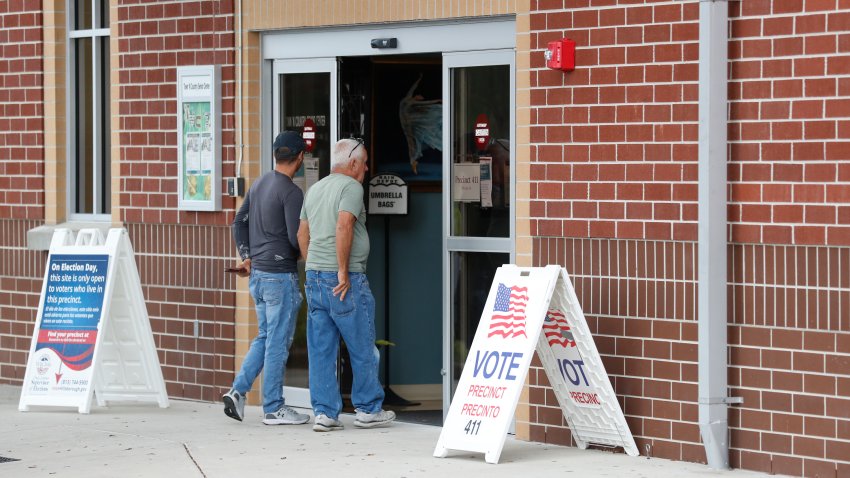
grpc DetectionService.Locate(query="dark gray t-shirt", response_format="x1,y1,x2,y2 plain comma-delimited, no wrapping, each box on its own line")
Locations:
232,170,303,273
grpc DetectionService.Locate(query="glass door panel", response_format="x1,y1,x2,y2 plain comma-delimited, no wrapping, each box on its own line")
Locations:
272,59,337,407
450,251,509,390
278,73,332,177
450,64,511,239
442,51,515,412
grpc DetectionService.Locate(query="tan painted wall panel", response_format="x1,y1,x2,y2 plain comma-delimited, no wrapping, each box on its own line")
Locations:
242,0,517,30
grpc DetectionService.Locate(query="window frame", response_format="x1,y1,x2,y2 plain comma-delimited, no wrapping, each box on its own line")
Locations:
66,0,111,221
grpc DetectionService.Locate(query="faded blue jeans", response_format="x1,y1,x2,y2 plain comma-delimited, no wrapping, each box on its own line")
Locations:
305,271,384,419
231,269,301,413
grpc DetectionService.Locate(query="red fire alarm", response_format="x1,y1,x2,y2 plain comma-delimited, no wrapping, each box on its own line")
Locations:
545,38,576,72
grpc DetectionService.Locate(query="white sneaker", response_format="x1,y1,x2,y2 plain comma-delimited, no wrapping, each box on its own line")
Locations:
222,389,245,422
312,413,344,432
353,409,395,429
263,405,310,425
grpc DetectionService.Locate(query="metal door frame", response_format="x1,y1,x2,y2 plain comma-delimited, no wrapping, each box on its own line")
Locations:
263,19,516,412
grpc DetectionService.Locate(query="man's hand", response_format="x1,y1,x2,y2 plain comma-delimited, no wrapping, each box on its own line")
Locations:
236,258,251,278
333,211,357,301
333,270,350,300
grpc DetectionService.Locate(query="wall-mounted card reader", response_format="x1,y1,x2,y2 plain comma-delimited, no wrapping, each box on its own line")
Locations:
227,177,244,197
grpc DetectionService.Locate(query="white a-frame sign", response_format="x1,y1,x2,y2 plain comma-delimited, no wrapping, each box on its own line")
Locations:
19,228,169,413
434,265,638,464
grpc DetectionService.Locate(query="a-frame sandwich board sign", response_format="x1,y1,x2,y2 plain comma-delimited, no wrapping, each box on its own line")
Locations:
434,265,638,464
536,266,639,456
19,228,169,414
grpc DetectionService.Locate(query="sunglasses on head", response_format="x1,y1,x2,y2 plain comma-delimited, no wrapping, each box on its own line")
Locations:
348,137,365,158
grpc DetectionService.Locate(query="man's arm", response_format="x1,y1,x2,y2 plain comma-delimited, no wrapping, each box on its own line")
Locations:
285,189,304,254
297,219,310,261
333,211,357,300
232,194,252,277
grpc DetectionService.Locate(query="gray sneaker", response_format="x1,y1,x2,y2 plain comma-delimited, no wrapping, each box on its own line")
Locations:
263,405,310,425
312,413,344,432
353,409,396,429
222,389,245,422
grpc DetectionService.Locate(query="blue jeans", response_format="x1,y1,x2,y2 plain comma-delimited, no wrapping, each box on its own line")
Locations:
305,271,384,419
231,269,302,413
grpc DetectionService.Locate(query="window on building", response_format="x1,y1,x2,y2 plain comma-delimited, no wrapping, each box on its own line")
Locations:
69,0,110,217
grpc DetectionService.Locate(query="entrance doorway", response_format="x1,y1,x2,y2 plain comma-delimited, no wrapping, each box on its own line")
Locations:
264,20,515,424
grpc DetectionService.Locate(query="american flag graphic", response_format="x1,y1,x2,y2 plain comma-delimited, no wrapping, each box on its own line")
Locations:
543,309,576,348
488,283,529,339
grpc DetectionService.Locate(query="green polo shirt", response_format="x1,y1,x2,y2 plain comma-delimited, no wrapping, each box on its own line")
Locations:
300,173,369,272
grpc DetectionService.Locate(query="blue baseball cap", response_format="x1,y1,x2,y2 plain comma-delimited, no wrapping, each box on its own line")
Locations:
272,131,306,159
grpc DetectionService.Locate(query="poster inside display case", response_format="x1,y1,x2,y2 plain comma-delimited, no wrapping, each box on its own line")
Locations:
177,66,221,211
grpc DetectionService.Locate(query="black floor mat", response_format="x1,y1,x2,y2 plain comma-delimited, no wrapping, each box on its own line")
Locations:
393,409,442,426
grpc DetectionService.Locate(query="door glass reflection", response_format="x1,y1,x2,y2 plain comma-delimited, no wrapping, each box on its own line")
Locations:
450,251,509,395
279,72,331,390
279,73,331,178
451,65,510,238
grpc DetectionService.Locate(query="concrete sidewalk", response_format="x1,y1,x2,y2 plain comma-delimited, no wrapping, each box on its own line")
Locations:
1,385,780,478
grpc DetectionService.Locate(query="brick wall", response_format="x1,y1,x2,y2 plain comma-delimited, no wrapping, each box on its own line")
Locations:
126,223,237,401
529,0,700,242
1,1,246,399
532,237,702,460
728,0,850,245
117,0,239,400
726,3,850,475
0,1,45,384
117,0,237,226
0,219,45,384
528,1,850,476
0,0,44,220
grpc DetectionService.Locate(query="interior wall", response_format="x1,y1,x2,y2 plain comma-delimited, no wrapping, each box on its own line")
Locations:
367,193,443,387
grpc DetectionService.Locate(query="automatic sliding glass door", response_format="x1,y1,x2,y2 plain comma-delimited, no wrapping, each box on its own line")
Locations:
442,50,515,415
272,59,337,408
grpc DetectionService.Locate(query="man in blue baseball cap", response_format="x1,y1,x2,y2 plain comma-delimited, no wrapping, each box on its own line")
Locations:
223,130,311,426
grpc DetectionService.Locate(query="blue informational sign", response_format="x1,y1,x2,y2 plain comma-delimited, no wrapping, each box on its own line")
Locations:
35,254,109,373
20,228,169,413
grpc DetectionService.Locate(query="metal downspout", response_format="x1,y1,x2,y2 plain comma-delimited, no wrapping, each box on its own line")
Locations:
698,0,733,470
235,0,244,178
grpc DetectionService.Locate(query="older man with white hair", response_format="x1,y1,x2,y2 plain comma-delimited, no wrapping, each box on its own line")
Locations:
297,137,395,432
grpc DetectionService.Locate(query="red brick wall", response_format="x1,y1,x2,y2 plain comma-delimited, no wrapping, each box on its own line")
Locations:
3,2,244,399
0,1,45,384
0,219,45,383
0,0,44,220
127,223,237,401
725,4,850,471
532,237,702,460
529,0,700,242
529,1,850,476
117,0,237,226
117,0,240,400
728,0,850,245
